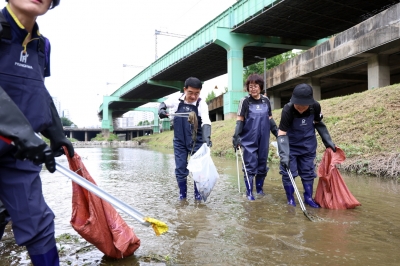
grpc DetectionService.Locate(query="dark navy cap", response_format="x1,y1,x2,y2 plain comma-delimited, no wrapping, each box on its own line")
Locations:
184,77,202,89
290,83,315,105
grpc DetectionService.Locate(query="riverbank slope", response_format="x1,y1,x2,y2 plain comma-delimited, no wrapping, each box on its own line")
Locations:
136,84,400,178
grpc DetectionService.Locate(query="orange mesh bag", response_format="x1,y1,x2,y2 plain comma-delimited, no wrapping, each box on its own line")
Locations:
315,147,361,209
63,148,140,258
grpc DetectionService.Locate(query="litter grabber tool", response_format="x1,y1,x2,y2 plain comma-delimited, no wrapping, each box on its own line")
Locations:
235,149,241,193
238,146,252,197
56,162,168,235
286,168,315,222
168,113,190,117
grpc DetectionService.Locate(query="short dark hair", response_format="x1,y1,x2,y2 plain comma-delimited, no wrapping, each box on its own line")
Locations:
5,0,60,9
184,77,202,89
245,74,265,94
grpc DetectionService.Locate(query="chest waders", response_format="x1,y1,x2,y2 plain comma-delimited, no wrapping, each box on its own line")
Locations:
173,98,203,200
240,96,270,200
0,10,60,265
281,111,320,208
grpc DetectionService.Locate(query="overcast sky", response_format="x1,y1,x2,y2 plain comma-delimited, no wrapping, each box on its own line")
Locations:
32,0,237,126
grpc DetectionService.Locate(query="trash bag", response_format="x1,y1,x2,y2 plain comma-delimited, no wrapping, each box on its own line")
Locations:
63,148,140,258
314,147,361,209
187,143,219,202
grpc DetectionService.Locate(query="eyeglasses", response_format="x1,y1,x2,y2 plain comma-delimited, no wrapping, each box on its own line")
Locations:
249,84,260,90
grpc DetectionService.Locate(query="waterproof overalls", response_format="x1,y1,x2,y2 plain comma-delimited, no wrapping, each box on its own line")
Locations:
240,95,270,196
0,7,56,256
280,110,317,186
173,97,203,199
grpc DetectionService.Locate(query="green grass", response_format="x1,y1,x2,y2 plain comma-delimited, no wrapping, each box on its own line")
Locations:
136,84,400,178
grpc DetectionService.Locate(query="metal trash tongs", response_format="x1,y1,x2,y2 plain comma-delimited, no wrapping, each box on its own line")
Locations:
56,162,151,227
167,113,190,117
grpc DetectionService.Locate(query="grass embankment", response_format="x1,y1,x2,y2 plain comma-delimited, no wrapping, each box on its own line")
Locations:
137,85,400,178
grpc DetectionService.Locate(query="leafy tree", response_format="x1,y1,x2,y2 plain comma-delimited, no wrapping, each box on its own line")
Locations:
61,116,75,126
243,51,300,81
206,90,216,103
137,121,143,126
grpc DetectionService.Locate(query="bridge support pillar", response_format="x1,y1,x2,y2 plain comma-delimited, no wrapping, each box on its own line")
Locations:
102,129,110,138
268,90,281,110
162,119,171,131
306,78,321,101
70,131,74,139
85,131,88,142
216,112,223,121
129,131,132,140
368,54,390,89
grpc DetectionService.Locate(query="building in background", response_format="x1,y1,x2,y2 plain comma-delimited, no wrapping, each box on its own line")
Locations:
116,110,155,128
52,97,62,117
62,109,70,119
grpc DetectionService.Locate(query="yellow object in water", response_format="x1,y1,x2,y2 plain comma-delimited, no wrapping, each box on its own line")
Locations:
144,217,168,236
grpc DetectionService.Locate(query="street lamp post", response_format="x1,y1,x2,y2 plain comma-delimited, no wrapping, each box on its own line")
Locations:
255,56,266,94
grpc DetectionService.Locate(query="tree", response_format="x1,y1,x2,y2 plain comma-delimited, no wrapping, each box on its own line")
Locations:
243,51,300,81
206,90,216,103
61,116,75,127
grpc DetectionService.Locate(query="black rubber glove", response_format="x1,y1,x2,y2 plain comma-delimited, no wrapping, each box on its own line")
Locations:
0,86,56,173
202,124,212,147
41,100,74,157
232,120,244,151
270,118,278,138
277,135,290,170
315,121,336,152
158,102,169,119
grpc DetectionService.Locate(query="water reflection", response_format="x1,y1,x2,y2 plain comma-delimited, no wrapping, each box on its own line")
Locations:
0,147,400,265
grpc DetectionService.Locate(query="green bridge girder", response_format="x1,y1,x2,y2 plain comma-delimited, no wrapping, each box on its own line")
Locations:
99,0,329,131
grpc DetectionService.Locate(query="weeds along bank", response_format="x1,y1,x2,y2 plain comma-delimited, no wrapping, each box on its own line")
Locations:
138,85,400,179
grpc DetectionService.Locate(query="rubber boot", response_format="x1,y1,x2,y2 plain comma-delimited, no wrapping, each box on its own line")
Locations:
177,180,187,200
0,210,10,240
244,175,255,201
303,183,320,208
283,185,296,206
255,176,266,196
194,183,202,201
29,245,59,266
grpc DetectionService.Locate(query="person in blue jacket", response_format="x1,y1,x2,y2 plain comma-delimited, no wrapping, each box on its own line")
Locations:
277,83,336,208
0,1,74,265
232,74,278,201
158,77,212,201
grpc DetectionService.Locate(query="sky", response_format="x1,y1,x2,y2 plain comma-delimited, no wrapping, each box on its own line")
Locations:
32,0,238,127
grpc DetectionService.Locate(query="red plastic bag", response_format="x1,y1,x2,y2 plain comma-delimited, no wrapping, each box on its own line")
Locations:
64,148,140,258
315,147,361,209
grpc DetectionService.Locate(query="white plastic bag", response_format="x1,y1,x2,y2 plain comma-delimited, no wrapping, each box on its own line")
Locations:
187,143,219,202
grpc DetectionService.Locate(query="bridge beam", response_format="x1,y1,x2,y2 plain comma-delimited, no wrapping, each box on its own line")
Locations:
147,80,184,92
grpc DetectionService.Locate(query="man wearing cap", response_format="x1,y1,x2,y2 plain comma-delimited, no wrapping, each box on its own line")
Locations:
158,77,212,201
277,83,336,208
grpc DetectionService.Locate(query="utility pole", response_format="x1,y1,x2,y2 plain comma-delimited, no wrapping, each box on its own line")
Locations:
255,56,267,94
155,29,187,61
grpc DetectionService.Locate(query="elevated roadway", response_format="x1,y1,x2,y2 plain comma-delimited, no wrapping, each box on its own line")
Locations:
98,0,399,132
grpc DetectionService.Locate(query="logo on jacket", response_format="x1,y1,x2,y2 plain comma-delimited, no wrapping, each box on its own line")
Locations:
300,119,307,126
15,51,33,69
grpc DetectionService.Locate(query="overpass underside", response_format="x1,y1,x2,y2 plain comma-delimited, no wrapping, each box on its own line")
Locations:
265,3,400,108
98,0,400,132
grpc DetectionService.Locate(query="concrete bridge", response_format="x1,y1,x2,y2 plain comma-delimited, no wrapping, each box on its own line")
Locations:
63,125,154,141
98,0,400,132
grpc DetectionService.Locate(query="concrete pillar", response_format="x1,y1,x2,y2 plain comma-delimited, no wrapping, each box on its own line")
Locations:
85,131,88,142
70,131,74,139
268,90,281,110
102,129,110,138
216,112,223,121
368,54,390,89
306,78,321,101
129,131,133,140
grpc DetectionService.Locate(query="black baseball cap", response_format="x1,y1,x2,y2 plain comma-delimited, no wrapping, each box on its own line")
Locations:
184,77,202,89
290,83,315,105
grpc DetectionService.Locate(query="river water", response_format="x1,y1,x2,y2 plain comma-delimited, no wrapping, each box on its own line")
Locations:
1,147,400,265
